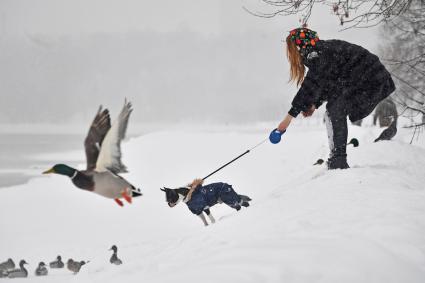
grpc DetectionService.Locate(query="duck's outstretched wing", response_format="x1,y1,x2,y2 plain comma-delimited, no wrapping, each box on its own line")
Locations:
95,100,133,174
84,106,111,171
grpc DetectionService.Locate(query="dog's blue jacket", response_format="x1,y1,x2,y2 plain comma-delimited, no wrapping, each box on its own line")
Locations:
185,182,241,215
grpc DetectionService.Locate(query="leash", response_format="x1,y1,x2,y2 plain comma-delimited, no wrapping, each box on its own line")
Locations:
202,137,269,181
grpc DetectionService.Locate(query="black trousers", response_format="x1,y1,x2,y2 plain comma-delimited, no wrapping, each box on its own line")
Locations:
324,95,349,161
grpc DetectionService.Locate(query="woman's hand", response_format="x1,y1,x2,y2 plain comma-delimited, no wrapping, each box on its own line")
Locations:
302,105,316,117
277,114,293,132
186,178,204,202
189,178,204,189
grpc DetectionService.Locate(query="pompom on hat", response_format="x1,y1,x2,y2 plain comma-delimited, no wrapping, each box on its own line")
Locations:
289,28,319,49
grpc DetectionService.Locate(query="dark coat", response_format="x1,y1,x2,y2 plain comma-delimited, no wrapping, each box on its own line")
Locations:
288,40,395,122
185,182,241,215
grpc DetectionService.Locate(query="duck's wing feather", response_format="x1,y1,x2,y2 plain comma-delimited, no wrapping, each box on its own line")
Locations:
95,100,132,174
84,106,111,171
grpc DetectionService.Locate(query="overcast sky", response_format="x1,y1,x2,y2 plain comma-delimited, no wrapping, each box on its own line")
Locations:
0,0,380,125
0,0,281,35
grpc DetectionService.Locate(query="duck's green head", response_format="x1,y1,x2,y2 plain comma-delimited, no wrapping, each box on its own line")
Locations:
43,164,76,177
347,138,359,147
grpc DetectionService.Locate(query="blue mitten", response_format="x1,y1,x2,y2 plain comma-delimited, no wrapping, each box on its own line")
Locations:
269,128,286,144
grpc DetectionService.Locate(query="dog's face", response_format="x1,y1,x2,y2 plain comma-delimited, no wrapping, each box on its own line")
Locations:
160,187,179,207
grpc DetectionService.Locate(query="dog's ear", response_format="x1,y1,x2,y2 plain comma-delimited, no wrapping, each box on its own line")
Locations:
160,188,166,192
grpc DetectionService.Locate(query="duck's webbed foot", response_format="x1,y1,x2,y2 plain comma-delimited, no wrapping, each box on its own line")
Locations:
121,190,132,204
114,198,124,207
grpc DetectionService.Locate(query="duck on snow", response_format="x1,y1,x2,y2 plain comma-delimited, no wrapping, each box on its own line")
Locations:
43,100,142,206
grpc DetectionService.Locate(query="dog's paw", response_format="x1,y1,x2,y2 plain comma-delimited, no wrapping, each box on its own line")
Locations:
241,201,250,208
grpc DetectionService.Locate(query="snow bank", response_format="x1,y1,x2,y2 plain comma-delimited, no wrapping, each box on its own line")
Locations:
1,123,424,283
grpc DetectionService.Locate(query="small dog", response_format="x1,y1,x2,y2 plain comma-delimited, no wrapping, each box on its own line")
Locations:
161,179,251,226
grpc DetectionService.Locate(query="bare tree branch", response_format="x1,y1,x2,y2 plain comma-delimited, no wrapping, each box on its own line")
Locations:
245,0,413,28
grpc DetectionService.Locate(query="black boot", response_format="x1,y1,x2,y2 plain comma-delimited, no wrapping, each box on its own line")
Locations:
325,97,350,170
327,155,350,170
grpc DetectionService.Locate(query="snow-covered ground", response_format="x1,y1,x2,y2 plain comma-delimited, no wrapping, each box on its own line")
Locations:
1,119,425,283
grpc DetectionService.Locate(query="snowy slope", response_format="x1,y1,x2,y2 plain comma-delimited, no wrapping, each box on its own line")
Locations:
1,122,425,283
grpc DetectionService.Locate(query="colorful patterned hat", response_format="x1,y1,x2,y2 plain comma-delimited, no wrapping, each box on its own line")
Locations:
289,28,319,49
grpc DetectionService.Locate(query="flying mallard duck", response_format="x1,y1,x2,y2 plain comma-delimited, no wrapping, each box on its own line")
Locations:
43,100,142,206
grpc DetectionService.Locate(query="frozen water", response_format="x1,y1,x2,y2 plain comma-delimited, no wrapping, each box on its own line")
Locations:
0,133,84,188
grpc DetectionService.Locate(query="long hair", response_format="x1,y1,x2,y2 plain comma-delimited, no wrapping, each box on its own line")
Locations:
286,34,305,86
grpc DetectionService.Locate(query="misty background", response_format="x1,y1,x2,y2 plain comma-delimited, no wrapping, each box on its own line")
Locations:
0,0,379,125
